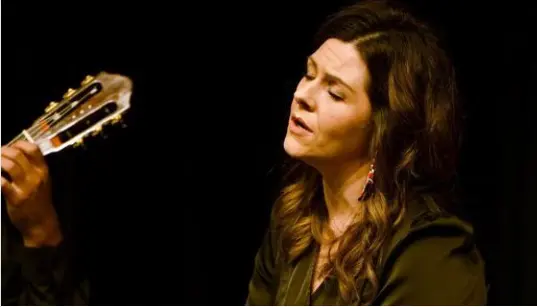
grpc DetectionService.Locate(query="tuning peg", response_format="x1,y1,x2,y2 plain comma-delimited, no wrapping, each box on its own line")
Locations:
91,125,103,136
45,101,58,113
63,88,76,98
81,75,95,86
111,114,122,124
73,138,85,148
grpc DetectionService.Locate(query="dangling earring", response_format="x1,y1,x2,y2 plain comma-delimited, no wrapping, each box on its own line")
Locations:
358,162,375,201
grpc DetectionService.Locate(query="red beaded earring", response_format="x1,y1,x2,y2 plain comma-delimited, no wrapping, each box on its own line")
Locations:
358,162,375,201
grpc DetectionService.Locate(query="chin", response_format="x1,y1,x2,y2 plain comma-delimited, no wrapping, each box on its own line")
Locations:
283,133,305,158
283,133,338,170
283,133,317,162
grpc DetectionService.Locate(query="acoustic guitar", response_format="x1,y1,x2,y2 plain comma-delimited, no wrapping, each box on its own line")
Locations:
5,72,133,155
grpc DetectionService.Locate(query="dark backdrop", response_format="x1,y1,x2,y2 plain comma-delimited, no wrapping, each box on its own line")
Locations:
2,0,536,305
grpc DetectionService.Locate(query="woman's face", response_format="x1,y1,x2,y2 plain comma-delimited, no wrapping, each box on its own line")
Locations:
283,38,373,166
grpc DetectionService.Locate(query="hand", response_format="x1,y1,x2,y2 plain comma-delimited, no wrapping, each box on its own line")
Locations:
1,141,63,247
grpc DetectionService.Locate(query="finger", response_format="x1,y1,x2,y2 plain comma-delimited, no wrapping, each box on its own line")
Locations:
2,146,33,177
12,141,46,166
1,176,8,188
1,176,20,205
1,155,24,183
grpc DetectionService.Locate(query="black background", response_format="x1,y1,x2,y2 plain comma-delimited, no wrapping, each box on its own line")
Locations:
2,0,536,305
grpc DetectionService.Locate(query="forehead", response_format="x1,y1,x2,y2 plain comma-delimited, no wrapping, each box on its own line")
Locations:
310,38,368,85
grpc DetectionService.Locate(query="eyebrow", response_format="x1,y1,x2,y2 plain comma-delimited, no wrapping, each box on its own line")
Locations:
308,56,356,93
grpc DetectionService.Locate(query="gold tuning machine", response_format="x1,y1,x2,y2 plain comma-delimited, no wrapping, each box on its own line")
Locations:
73,138,85,148
81,75,94,86
45,101,58,113
63,88,76,99
111,114,122,124
91,125,103,136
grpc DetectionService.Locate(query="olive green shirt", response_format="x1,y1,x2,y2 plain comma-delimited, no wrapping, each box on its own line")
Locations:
246,196,487,305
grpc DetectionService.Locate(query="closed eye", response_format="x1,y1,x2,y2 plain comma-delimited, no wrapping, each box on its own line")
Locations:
329,91,344,101
304,74,314,81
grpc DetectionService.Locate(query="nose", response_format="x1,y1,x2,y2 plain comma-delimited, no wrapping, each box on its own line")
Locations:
293,82,316,112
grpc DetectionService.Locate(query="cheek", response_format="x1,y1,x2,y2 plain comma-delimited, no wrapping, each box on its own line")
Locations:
318,106,368,136
316,107,371,151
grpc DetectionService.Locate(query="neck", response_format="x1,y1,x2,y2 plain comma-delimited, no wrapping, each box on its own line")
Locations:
8,132,29,145
317,158,372,229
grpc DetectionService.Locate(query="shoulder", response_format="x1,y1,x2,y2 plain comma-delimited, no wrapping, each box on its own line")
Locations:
386,194,479,256
374,195,487,305
388,195,476,250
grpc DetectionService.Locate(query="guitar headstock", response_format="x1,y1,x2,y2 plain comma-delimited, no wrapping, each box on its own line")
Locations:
15,72,133,156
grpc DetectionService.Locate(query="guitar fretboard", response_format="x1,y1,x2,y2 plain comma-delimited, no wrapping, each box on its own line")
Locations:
6,131,56,155
8,132,29,146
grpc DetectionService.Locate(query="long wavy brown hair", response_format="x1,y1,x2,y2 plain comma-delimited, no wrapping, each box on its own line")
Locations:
272,0,461,304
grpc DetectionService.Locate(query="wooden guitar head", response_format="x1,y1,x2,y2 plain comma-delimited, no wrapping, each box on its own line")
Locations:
11,72,133,155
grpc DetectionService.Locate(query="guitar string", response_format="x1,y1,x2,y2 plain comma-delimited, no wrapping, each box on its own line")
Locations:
23,84,105,137
25,105,84,138
13,82,127,144
25,83,120,138
19,100,107,142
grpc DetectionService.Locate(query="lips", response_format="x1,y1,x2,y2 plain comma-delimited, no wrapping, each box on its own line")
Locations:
291,114,313,132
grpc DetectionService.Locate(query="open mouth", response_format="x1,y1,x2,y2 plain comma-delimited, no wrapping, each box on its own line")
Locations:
292,115,313,132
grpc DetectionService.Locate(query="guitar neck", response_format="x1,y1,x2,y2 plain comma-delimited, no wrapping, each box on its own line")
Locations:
8,132,29,146
7,131,58,156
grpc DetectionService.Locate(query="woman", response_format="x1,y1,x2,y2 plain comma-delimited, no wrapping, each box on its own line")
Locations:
246,0,487,305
